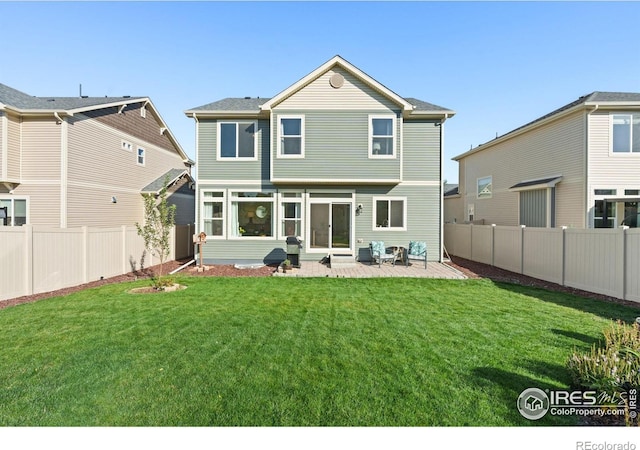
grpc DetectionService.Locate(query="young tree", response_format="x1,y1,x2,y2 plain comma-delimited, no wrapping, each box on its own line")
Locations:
136,177,176,288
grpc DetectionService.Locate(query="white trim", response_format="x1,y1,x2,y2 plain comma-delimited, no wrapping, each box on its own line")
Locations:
121,140,133,152
137,147,146,166
216,120,259,161
198,179,269,186
60,117,68,227
260,56,413,112
609,112,640,155
1,112,7,180
0,195,29,226
228,190,276,240
277,115,305,158
368,114,397,159
477,175,492,199
270,178,401,184
372,196,407,231
277,190,304,240
200,189,226,240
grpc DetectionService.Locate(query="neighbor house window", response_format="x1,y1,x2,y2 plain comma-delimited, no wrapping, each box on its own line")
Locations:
369,115,396,157
278,116,304,157
0,198,27,226
612,114,640,153
279,192,302,238
594,200,616,228
137,147,145,166
373,197,406,230
218,122,257,159
231,192,274,238
477,176,492,199
202,191,225,237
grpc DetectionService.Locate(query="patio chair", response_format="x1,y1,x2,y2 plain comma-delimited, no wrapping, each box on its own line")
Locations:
404,241,427,269
369,241,397,268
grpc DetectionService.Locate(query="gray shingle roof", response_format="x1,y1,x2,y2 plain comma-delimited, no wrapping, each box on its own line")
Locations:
0,83,145,111
141,168,191,193
188,96,450,113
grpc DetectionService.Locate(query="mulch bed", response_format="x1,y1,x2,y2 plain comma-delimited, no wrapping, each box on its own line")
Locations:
3,256,639,311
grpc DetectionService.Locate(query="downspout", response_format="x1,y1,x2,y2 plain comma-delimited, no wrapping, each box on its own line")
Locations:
585,104,598,228
55,112,68,228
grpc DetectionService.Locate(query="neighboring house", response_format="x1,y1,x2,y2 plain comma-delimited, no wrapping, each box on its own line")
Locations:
449,92,640,228
185,55,455,264
443,183,462,224
0,83,195,228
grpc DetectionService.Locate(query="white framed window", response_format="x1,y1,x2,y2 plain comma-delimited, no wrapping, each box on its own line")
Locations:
0,197,28,226
278,192,303,239
121,140,132,152
201,191,225,238
369,115,396,158
230,191,275,239
218,121,257,160
611,113,640,154
373,196,406,230
477,176,492,199
278,116,304,158
137,147,145,166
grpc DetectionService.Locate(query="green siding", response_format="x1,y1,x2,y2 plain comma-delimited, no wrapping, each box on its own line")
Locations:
197,184,441,264
403,120,441,182
197,119,270,181
272,111,401,181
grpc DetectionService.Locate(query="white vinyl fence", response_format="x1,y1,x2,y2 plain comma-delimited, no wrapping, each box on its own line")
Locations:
0,224,194,302
444,223,640,302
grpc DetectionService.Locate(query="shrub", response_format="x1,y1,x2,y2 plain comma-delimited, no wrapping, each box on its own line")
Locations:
567,320,640,425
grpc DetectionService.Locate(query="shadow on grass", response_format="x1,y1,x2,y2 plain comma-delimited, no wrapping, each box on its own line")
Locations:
472,366,576,426
551,329,602,347
491,281,639,323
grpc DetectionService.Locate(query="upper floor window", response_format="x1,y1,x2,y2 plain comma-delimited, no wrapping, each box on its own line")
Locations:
278,116,304,157
477,176,492,199
0,198,27,226
612,113,640,153
137,147,145,166
218,122,257,160
369,115,396,158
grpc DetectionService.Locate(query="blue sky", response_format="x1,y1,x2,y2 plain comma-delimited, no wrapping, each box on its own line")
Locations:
2,1,640,184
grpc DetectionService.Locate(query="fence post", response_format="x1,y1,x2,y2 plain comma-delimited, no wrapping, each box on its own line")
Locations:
520,225,526,275
82,226,88,284
24,224,33,296
560,226,567,287
122,225,127,275
491,224,496,267
620,226,629,301
469,223,474,261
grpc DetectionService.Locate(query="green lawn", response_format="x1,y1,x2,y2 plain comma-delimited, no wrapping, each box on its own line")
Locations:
0,277,637,426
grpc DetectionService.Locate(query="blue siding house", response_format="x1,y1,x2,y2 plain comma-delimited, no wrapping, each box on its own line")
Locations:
185,56,454,265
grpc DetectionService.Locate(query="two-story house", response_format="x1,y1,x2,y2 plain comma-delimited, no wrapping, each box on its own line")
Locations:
185,56,454,265
447,92,640,229
0,83,195,228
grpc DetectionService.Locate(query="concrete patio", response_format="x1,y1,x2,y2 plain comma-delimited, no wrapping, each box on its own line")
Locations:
273,260,466,279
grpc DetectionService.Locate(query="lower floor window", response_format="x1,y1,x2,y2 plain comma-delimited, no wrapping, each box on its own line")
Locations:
0,198,27,226
232,192,274,238
202,192,224,236
374,197,406,229
281,195,302,237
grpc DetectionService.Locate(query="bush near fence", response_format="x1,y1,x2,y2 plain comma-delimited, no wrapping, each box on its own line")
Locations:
444,223,640,302
0,224,194,302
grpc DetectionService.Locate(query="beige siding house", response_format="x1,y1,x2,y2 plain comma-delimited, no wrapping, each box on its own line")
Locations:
447,92,640,229
0,83,195,228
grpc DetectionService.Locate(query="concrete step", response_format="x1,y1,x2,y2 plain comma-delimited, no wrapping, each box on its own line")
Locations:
330,252,356,268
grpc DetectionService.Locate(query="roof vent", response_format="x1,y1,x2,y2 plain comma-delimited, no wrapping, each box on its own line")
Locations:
329,73,344,89
47,98,55,102
244,96,251,99
123,95,130,98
